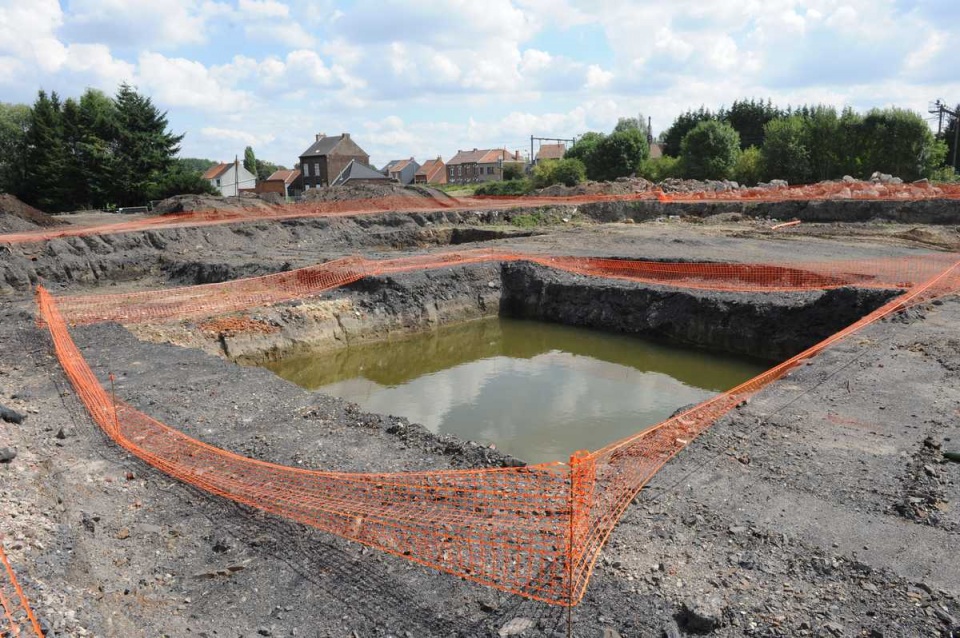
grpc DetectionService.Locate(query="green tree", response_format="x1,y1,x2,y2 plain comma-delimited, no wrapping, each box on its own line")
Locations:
858,108,938,181
243,145,257,176
941,106,959,173
589,129,649,181
680,120,741,180
177,157,219,174
531,158,586,188
22,91,68,211
733,146,764,186
147,164,220,201
565,131,605,178
112,83,183,206
62,89,117,209
0,102,31,195
662,107,715,157
800,106,841,181
721,98,782,150
502,163,524,181
762,117,811,184
613,115,651,140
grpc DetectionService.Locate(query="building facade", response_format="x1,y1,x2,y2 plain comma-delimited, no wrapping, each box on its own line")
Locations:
298,133,370,189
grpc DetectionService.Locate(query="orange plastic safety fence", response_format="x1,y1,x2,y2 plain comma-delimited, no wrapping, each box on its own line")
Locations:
3,181,960,246
0,542,44,637
35,253,960,606
54,251,959,326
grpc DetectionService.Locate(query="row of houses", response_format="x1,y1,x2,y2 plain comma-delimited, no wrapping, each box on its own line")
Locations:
203,133,575,197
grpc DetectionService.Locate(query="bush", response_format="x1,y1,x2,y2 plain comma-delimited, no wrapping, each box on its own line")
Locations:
474,179,532,196
637,155,682,182
733,146,764,186
502,163,525,181
680,121,741,180
589,129,650,181
147,166,220,201
531,158,587,188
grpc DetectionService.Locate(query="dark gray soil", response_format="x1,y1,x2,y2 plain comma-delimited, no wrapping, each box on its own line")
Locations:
1,213,959,637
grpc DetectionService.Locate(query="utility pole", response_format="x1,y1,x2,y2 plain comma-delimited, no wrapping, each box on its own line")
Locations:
234,155,239,197
928,100,959,171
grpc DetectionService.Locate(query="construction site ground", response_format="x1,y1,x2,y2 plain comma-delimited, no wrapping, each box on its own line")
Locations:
1,200,960,637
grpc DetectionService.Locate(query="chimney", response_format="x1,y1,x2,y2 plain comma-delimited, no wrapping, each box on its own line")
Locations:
315,133,326,141
342,132,350,139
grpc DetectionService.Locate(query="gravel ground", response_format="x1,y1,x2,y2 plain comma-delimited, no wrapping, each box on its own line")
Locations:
1,218,959,637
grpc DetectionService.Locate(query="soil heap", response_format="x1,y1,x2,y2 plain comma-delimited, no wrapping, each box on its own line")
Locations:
0,193,65,233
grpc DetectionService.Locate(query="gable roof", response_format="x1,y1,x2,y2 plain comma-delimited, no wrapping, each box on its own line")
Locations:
332,159,393,186
448,148,514,166
416,157,444,175
384,158,414,174
202,163,232,180
536,143,566,161
266,169,301,185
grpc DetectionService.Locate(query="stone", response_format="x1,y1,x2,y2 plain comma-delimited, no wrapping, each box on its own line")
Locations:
602,629,623,638
679,595,724,632
0,404,24,424
0,447,16,463
116,528,130,540
661,621,681,638
498,618,535,636
55,427,67,440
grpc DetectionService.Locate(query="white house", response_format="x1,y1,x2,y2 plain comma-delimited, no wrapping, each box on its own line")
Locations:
202,162,257,196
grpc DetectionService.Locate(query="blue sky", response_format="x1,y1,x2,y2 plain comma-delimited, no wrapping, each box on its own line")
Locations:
0,0,956,169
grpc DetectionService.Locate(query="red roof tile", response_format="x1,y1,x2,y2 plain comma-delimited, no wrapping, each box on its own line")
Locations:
202,162,232,180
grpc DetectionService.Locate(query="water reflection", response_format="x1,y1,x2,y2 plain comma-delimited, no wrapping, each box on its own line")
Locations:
264,318,766,464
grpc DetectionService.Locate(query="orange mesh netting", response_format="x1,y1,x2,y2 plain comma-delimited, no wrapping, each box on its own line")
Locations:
34,252,960,607
0,542,43,637
54,250,958,326
2,180,959,246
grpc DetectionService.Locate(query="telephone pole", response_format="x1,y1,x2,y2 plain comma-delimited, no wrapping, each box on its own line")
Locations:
929,100,959,170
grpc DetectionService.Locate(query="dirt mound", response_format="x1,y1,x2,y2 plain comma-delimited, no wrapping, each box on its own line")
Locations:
0,193,66,233
536,177,654,197
303,183,433,203
154,194,277,215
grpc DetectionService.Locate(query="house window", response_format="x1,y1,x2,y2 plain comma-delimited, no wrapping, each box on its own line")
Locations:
314,163,320,179
215,178,221,187
303,164,309,177
487,167,494,175
457,166,462,176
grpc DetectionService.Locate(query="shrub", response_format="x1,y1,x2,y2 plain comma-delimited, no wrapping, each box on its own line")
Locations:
637,155,683,182
474,179,532,196
733,146,764,186
531,158,587,188
680,121,741,180
502,163,525,181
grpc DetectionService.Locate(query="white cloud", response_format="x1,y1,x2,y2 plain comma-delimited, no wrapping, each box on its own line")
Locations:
136,52,253,112
200,126,276,147
237,0,290,17
63,0,214,48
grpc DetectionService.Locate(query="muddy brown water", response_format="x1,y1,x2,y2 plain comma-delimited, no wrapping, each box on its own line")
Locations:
263,318,767,464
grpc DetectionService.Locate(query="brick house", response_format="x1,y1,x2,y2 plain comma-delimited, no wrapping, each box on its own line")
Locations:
446,149,522,184
382,158,420,185
414,157,447,185
535,143,566,164
258,169,302,199
298,133,370,189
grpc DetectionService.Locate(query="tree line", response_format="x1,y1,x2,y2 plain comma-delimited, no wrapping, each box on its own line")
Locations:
0,84,217,212
565,99,958,186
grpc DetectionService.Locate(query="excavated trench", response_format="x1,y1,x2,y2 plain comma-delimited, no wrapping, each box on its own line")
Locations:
181,260,899,368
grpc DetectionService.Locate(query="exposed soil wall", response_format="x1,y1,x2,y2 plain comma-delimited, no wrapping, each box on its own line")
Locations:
500,262,899,361
152,261,901,368
580,198,960,225
0,210,546,296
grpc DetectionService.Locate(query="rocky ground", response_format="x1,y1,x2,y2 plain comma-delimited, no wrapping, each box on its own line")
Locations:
1,198,959,637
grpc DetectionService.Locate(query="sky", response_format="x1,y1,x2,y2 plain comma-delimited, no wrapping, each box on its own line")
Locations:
0,0,956,169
